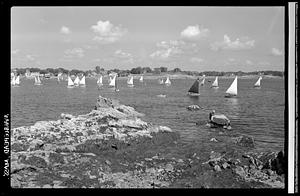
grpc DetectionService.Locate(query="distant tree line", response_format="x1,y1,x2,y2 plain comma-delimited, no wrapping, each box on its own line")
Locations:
11,66,284,77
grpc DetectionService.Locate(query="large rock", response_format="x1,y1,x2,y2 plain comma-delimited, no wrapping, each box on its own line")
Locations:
187,105,201,111
233,135,255,148
211,114,230,126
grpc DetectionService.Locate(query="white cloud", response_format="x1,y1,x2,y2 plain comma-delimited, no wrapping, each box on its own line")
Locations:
181,25,209,40
271,48,283,56
258,61,271,66
190,57,204,63
64,48,84,58
91,20,127,43
60,26,71,34
228,58,235,62
114,49,132,58
26,54,37,61
150,40,197,60
211,34,255,51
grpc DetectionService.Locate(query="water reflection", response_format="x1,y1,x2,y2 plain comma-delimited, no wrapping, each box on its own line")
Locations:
224,97,240,119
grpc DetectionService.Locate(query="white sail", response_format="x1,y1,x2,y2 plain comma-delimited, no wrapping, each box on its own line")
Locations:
68,76,74,86
34,76,38,84
34,75,42,85
37,76,41,83
159,79,164,84
127,76,134,85
139,75,143,82
11,76,16,85
74,76,80,86
212,76,218,87
165,77,171,85
200,78,205,85
225,76,238,96
79,76,86,85
109,75,116,87
254,76,262,87
15,76,20,85
97,75,103,85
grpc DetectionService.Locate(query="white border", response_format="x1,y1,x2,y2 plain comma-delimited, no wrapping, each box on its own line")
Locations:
288,2,296,194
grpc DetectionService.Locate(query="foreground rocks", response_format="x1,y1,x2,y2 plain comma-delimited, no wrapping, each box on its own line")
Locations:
11,96,285,188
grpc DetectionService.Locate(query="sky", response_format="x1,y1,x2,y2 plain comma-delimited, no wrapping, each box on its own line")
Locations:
11,6,285,72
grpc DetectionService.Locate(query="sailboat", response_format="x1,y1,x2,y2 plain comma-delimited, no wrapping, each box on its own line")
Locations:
73,76,80,86
200,77,205,86
254,76,262,88
211,76,219,88
139,75,143,82
67,76,74,88
34,75,42,85
165,76,171,86
11,75,20,87
108,74,117,88
127,76,134,87
225,76,238,98
97,75,103,86
187,78,201,96
79,76,86,87
159,78,164,84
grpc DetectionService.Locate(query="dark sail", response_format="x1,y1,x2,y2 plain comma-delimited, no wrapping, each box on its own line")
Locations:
188,79,200,94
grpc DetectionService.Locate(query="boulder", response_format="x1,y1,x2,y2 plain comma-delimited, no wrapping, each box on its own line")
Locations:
95,96,120,109
233,135,255,148
211,114,230,126
187,105,201,111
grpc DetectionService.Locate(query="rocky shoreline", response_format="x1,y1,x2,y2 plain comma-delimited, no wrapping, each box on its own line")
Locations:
11,96,285,188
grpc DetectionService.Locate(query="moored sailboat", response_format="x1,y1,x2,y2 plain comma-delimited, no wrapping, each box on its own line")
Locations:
165,76,171,86
211,76,219,88
108,74,117,88
200,77,205,86
97,75,103,86
127,75,134,87
225,76,238,98
187,78,201,96
67,76,74,88
158,78,164,84
79,76,86,87
73,76,80,86
254,76,262,88
139,75,143,82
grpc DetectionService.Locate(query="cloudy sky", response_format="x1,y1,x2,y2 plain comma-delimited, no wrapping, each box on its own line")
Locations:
11,6,284,71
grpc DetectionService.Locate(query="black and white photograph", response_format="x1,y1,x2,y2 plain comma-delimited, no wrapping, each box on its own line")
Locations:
1,1,298,193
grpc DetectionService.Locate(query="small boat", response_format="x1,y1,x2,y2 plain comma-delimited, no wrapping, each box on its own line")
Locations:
157,94,166,98
200,77,205,86
108,74,117,88
73,76,80,86
127,75,134,87
165,76,171,86
187,78,200,96
97,75,103,86
79,76,86,87
254,76,262,88
139,75,143,82
211,76,219,88
34,75,42,85
225,76,238,98
159,78,164,84
67,76,74,88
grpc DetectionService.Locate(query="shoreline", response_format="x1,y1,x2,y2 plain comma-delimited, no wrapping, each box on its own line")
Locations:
11,96,285,188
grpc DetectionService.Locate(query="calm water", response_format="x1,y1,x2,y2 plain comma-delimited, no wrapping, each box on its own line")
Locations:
11,77,285,152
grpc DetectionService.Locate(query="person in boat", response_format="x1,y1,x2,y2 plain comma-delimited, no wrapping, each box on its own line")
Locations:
209,110,215,123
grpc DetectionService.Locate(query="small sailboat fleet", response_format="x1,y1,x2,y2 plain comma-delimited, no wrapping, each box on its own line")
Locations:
225,76,238,98
165,76,171,86
187,78,201,96
127,75,134,87
11,75,20,87
211,76,219,88
254,76,262,88
34,75,42,85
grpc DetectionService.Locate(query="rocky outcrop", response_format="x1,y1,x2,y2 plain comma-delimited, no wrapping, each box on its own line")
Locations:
11,96,179,188
233,135,255,148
